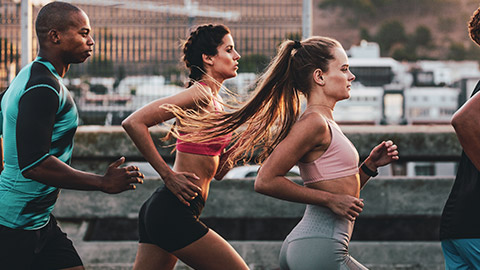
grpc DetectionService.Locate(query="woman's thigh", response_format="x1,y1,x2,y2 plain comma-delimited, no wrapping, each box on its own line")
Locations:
282,238,338,270
281,237,367,270
133,243,177,270
173,229,249,270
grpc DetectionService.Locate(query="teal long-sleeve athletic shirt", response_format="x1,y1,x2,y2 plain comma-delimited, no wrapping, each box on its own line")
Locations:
0,57,78,230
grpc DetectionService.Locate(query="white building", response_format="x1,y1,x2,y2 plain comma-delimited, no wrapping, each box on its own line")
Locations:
116,76,167,96
414,60,480,86
348,40,381,59
334,84,384,124
404,87,459,124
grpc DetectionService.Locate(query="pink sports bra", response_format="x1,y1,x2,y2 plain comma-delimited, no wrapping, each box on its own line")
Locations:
176,134,231,156
176,92,232,156
298,119,359,184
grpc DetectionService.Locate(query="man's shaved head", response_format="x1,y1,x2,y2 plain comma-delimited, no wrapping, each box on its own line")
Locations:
35,1,83,44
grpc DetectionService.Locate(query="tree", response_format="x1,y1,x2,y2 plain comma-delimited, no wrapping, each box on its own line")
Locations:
391,44,417,61
359,28,371,41
448,42,466,60
412,25,433,48
375,20,407,55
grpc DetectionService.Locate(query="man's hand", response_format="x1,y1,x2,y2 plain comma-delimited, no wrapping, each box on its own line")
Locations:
100,157,144,194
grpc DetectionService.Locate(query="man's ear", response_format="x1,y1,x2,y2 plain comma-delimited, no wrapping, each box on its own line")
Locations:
313,69,325,86
202,54,214,66
48,29,61,44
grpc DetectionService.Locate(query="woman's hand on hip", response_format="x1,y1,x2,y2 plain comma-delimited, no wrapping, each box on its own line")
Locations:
327,194,364,221
164,171,202,206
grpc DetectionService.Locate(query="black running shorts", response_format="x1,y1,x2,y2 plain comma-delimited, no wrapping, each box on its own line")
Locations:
138,186,209,252
0,215,83,270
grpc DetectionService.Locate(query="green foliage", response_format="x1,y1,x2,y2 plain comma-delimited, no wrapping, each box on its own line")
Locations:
375,20,407,54
391,45,417,61
366,22,436,60
238,54,270,73
467,44,480,61
447,42,480,61
448,42,467,60
359,28,371,41
412,25,433,48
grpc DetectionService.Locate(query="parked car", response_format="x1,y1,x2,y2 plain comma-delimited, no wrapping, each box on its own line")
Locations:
125,162,301,179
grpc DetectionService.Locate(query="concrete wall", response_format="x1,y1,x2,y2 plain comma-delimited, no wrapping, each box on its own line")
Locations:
55,178,452,270
71,124,461,173
54,125,461,269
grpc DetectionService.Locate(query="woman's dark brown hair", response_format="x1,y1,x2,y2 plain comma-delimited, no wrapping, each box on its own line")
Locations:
182,24,230,86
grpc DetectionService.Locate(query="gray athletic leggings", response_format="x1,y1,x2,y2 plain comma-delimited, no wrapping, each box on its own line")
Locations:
279,205,368,270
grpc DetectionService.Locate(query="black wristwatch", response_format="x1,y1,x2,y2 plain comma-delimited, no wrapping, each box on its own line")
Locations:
361,163,378,177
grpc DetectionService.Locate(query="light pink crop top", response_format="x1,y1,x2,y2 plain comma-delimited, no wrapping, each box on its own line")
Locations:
298,119,359,184
176,93,232,156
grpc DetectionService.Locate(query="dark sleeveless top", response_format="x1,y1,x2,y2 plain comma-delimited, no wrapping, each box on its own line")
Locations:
440,80,480,240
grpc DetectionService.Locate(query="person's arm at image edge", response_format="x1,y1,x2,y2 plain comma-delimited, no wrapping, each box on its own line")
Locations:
452,90,480,170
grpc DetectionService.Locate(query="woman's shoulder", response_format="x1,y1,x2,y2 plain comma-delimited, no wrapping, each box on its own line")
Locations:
178,82,214,108
298,111,329,131
290,111,330,143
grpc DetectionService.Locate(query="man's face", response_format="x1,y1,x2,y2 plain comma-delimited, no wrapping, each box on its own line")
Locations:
59,10,94,64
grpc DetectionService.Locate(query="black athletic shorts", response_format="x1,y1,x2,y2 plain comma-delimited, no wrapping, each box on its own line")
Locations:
138,186,208,252
0,215,83,270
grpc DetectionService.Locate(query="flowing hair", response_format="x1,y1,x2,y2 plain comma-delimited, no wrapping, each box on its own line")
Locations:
166,36,341,167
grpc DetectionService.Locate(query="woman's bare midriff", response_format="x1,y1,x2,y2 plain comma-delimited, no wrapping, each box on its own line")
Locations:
305,174,361,198
173,151,220,200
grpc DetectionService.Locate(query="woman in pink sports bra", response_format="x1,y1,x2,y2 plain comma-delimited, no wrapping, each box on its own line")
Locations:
179,37,399,269
122,24,249,270
253,38,399,269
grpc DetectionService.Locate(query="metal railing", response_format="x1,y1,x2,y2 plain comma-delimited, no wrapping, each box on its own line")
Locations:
0,0,303,124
